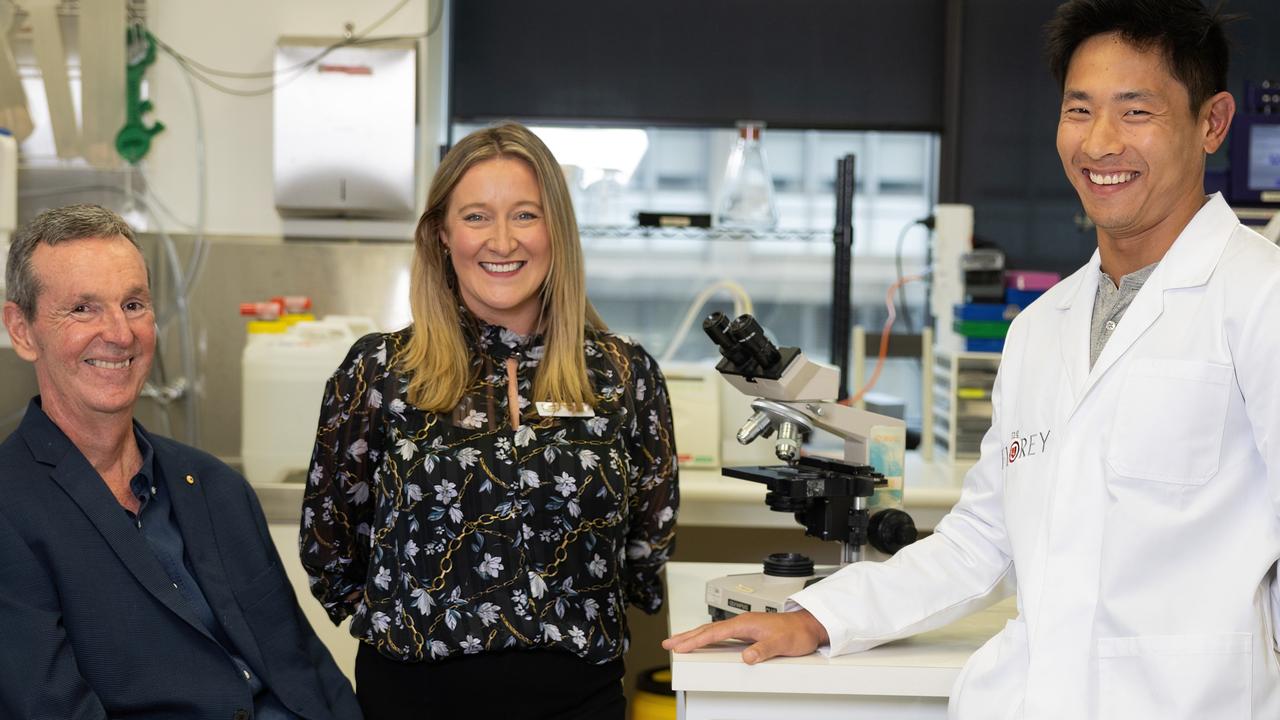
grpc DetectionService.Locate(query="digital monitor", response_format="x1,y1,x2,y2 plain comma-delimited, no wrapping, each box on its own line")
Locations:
1247,125,1280,195
1230,115,1280,207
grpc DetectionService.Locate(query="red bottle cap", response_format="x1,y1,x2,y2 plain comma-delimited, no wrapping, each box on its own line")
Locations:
239,301,282,320
272,295,313,313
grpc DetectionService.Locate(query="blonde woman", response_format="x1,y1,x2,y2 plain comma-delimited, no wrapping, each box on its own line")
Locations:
301,123,679,720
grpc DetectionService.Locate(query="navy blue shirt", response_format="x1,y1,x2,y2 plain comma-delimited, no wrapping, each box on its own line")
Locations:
127,430,300,720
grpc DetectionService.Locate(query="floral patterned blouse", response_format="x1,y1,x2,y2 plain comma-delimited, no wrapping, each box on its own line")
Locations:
300,315,678,664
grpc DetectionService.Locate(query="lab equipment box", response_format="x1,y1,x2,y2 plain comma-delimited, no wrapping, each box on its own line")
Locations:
931,349,1001,464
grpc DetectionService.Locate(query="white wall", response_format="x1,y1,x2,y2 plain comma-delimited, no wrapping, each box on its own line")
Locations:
145,0,445,238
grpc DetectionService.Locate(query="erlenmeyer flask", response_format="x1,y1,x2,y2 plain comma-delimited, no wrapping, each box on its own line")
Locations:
715,120,778,230
583,168,627,226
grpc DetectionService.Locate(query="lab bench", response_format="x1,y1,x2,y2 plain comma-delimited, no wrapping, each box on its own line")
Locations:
666,561,1016,720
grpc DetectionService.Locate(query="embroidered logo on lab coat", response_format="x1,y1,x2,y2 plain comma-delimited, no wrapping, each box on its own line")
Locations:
1004,429,1051,466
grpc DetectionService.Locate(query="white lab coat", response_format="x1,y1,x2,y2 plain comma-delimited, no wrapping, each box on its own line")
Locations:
791,194,1280,719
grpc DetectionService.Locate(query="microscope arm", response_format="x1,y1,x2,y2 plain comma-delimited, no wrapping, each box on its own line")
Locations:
797,402,905,465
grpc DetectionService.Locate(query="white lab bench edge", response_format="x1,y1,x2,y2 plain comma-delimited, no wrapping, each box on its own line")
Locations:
666,561,1016,720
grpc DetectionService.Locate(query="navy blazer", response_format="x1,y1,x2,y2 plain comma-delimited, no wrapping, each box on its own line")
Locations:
0,400,361,720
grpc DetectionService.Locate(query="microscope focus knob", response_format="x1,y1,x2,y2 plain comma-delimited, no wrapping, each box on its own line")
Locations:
867,509,918,555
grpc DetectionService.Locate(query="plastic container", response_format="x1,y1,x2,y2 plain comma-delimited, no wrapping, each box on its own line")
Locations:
240,300,287,338
953,302,1020,322
273,295,316,325
715,120,778,230
867,424,907,510
1005,270,1061,292
1005,288,1045,309
630,666,675,720
241,315,377,485
965,337,1005,353
953,319,1011,339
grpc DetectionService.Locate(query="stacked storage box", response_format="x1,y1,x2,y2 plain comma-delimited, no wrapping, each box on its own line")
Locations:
952,270,1061,353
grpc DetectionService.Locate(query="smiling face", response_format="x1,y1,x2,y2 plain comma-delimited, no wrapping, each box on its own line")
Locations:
2,236,155,429
1056,33,1231,264
440,157,552,335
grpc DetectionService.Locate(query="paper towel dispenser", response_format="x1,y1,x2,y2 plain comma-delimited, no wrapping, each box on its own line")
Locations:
273,37,417,219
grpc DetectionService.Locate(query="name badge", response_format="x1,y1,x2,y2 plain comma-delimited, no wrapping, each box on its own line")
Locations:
536,402,595,418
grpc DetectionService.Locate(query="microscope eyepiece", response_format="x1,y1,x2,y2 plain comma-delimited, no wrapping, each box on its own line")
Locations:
727,314,782,370
705,312,793,380
703,312,734,347
703,312,756,369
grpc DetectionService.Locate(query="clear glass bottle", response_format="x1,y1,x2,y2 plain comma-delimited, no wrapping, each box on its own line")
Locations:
715,120,779,230
583,168,627,226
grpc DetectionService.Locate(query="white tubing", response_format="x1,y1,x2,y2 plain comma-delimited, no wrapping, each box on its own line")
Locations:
658,279,754,365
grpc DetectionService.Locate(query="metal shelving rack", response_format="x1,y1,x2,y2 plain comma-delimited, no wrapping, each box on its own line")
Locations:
577,225,831,243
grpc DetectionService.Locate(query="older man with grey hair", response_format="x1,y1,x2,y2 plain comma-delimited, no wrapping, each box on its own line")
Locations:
0,204,361,720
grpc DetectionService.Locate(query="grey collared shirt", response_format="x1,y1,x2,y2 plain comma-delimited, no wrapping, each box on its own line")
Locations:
1090,262,1159,368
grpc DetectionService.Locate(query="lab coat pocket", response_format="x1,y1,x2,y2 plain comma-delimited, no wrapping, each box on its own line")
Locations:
1096,633,1250,720
1107,359,1232,485
949,618,1027,720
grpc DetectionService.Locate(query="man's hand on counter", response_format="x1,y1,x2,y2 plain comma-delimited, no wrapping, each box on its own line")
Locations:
662,608,830,665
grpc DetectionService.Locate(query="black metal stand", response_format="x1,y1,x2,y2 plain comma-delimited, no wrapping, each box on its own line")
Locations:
830,154,856,400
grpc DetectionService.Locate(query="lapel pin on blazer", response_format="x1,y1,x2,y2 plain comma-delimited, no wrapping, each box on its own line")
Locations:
185,474,195,485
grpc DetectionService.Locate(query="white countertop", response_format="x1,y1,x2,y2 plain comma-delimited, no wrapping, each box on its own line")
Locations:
666,561,1016,698
678,451,973,530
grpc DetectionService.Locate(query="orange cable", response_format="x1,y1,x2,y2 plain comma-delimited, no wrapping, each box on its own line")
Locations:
845,274,925,406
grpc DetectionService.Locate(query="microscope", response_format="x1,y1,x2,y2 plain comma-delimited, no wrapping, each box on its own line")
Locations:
701,312,918,620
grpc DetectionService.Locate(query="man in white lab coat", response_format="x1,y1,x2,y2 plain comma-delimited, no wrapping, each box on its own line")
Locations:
666,1,1280,717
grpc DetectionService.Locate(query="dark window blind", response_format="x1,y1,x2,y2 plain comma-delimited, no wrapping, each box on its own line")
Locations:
451,0,945,131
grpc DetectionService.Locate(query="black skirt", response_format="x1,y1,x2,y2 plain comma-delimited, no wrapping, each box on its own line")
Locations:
355,642,626,720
